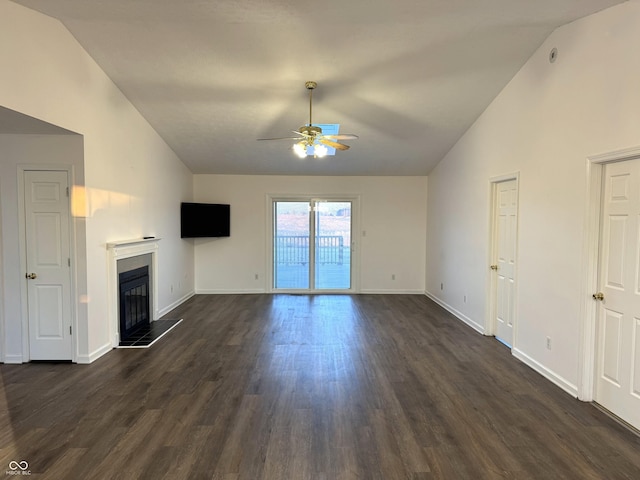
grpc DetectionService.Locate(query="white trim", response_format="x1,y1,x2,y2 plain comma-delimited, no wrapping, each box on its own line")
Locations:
194,289,426,295
513,348,578,398
580,146,640,401
0,181,4,363
589,145,640,164
77,342,112,364
195,288,266,294
487,173,520,346
158,291,195,317
2,354,24,364
106,237,160,249
17,165,77,362
107,238,160,348
425,291,486,335
424,290,579,399
489,172,520,184
360,289,425,295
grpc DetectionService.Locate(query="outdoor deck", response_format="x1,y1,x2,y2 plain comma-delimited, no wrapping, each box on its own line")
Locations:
274,237,351,290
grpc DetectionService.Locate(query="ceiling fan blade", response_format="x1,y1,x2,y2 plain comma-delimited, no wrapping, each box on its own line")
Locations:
324,134,359,140
319,138,350,151
257,136,301,141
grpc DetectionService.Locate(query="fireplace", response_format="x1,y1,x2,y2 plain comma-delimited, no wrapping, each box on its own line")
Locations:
107,238,160,347
107,238,182,349
119,266,150,341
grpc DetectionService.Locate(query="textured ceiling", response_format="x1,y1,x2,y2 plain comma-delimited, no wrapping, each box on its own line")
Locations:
10,0,626,175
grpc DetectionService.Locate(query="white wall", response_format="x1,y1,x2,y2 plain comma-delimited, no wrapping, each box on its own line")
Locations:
0,1,194,362
194,175,427,294
426,2,640,395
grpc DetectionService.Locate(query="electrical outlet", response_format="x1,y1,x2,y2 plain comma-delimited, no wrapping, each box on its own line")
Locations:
392,274,396,280
546,337,552,350
440,283,444,290
464,295,467,303
255,273,259,280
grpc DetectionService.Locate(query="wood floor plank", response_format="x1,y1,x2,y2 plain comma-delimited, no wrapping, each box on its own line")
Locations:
1,294,639,479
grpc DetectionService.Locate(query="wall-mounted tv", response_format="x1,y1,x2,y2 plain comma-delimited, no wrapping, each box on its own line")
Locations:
181,202,230,238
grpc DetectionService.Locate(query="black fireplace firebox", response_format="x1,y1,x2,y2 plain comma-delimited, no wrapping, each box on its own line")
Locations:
119,266,150,341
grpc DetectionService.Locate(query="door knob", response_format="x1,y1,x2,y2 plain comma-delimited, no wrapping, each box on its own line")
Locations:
592,292,604,301
490,265,498,270
26,273,37,280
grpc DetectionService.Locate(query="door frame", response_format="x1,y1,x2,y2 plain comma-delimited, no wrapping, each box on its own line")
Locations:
579,146,640,401
266,193,361,294
17,165,78,362
487,173,520,343
0,183,4,362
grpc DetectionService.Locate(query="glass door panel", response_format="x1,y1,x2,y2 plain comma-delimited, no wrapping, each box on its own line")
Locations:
274,201,310,289
315,201,352,290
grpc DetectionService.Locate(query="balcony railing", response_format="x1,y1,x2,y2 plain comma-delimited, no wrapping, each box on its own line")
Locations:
275,235,344,265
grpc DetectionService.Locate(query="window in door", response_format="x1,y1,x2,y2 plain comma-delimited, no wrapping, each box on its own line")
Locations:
273,199,352,291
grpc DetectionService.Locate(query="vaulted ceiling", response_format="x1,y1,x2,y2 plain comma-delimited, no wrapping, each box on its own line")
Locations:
10,0,626,175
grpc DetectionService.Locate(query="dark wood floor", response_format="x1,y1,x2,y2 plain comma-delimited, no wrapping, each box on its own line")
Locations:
1,294,639,479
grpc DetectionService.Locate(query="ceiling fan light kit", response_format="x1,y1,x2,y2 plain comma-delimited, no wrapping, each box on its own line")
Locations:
258,81,358,158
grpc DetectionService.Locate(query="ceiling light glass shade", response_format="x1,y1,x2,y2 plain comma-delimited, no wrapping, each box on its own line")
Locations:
314,144,328,158
293,142,307,158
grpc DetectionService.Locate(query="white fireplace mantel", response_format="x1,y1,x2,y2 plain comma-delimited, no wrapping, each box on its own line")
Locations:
107,238,161,347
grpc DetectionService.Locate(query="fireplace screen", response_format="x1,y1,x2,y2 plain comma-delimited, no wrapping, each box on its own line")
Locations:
119,266,150,341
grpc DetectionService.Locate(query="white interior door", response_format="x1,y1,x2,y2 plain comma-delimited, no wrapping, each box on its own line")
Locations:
493,179,518,347
595,160,640,430
24,170,73,360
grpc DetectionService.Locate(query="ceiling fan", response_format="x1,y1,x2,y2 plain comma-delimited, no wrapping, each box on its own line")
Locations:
258,81,358,158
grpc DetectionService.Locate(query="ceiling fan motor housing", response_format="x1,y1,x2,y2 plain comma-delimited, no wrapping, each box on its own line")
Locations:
298,125,322,137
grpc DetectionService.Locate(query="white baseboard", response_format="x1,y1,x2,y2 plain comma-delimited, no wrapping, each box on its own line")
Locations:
2,354,24,364
77,343,112,364
195,288,266,294
193,289,426,295
424,291,579,399
512,348,578,398
158,291,195,317
424,290,486,334
359,289,425,295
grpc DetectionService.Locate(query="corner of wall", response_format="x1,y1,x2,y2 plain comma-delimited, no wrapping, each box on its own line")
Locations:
77,343,112,364
424,290,486,335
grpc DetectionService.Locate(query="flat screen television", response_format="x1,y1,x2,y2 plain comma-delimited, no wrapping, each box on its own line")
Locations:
181,202,230,238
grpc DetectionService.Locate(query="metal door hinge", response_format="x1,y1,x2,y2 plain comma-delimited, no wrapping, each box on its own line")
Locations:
69,325,72,335
68,258,71,267
66,186,69,197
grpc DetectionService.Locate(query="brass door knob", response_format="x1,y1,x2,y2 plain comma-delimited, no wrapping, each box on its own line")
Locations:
26,273,37,280
592,292,604,301
490,265,498,270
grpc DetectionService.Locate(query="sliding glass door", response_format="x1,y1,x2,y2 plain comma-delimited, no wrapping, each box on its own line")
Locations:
273,199,353,291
